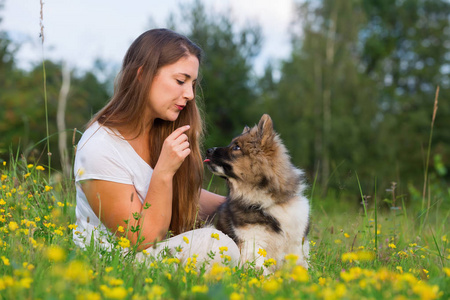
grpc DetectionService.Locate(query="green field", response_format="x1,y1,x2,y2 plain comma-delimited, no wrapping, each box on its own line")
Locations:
0,158,448,300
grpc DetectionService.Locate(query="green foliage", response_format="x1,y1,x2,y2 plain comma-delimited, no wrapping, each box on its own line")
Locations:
0,157,449,299
0,52,110,169
259,0,450,196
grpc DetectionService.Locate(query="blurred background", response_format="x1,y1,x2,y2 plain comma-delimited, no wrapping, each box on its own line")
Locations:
0,0,449,205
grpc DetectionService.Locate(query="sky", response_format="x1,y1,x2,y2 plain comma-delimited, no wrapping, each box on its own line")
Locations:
1,0,296,75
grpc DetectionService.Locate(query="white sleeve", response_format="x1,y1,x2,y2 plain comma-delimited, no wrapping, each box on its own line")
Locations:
74,132,133,185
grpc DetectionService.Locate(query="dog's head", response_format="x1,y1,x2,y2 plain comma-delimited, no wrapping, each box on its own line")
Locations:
204,114,302,203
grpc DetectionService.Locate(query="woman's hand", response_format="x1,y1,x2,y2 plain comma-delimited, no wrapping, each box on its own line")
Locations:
154,125,191,177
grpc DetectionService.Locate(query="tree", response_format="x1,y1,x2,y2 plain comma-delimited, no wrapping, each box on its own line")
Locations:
360,0,450,183
269,0,379,194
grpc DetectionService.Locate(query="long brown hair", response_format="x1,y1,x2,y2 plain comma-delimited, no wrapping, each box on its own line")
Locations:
90,28,204,235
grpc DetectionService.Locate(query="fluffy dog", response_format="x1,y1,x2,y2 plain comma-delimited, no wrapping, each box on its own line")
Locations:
204,114,310,271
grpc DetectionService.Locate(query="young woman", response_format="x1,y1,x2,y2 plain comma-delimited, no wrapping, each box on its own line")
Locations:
73,28,239,265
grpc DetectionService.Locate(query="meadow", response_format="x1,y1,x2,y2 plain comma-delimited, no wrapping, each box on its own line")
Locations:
0,155,448,300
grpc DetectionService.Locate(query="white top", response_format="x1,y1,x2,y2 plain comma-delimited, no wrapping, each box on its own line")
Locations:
73,121,153,249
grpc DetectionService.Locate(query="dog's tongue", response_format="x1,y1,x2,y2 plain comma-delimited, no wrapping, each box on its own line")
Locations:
203,158,210,163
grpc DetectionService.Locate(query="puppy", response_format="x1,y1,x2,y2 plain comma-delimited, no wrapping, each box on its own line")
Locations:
204,114,310,271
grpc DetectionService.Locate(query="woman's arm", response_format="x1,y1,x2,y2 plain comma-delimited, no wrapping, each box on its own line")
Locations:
80,125,191,251
198,189,226,220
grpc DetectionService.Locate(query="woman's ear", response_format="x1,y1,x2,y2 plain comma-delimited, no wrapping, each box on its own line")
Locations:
137,66,143,81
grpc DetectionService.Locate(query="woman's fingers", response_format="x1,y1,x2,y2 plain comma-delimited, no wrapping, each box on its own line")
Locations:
155,125,191,175
169,125,190,141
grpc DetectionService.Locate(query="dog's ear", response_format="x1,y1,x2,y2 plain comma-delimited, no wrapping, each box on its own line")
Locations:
242,125,250,134
257,114,275,144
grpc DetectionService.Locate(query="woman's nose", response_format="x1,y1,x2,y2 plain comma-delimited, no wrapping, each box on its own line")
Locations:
184,85,194,101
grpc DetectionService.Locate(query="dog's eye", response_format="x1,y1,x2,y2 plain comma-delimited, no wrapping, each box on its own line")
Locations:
232,145,241,151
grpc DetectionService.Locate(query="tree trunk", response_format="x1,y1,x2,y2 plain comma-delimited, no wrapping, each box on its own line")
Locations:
57,62,71,178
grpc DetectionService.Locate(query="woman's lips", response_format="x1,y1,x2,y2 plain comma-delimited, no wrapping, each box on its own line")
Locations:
176,105,185,111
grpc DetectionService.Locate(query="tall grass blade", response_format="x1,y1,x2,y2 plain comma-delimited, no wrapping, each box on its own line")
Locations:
421,86,439,231
355,171,369,232
374,177,378,257
429,227,444,268
310,163,320,205
206,174,215,191
40,0,51,179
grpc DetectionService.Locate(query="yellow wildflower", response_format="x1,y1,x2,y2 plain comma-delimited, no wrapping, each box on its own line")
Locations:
8,221,19,231
183,236,189,244
147,285,165,298
398,251,408,259
342,252,358,263
318,277,327,286
443,268,450,277
344,233,350,238
65,260,90,284
248,277,260,287
230,292,243,300
117,226,124,233
412,282,441,300
76,291,101,300
1,256,10,266
388,243,396,249
221,254,231,262
263,258,277,268
54,229,64,236
47,245,66,262
211,232,220,240
207,263,229,281
44,185,53,192
191,285,208,293
145,278,153,283
27,164,34,169
118,237,130,249
100,286,127,300
68,224,78,230
262,279,280,293
291,265,309,282
285,253,299,263
257,248,267,257
219,246,228,253
36,165,45,171
23,262,35,271
109,278,124,286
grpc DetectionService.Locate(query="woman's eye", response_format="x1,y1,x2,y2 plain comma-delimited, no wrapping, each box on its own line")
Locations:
232,145,241,151
176,80,184,85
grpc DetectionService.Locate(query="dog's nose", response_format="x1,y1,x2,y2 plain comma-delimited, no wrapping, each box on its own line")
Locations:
206,147,216,155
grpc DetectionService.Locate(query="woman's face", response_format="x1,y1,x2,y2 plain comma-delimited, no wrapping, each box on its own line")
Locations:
147,54,199,123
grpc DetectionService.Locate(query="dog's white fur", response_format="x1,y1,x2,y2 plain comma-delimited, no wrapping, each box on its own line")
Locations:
235,192,310,272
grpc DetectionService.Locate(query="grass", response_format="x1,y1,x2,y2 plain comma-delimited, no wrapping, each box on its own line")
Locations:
0,156,448,300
